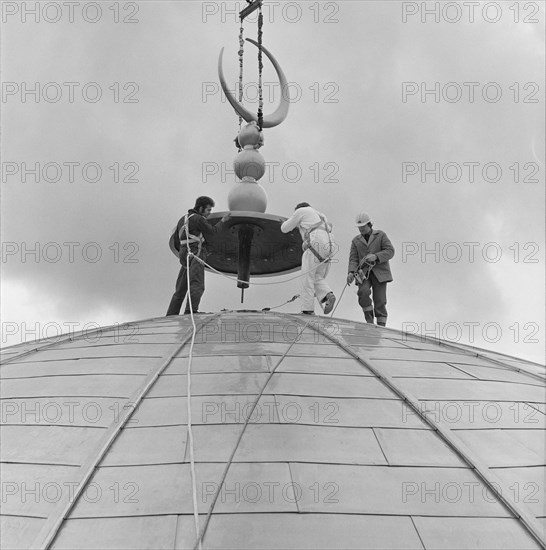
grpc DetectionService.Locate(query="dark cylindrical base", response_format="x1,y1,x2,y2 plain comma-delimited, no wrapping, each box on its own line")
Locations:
237,224,255,291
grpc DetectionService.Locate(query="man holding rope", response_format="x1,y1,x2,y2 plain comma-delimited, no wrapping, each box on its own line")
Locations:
281,202,336,315
347,212,394,326
166,196,230,316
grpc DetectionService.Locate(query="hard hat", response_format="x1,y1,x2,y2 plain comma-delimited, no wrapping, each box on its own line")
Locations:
355,212,372,227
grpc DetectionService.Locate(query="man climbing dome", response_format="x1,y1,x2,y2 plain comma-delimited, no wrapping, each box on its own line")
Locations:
280,202,336,315
166,196,230,315
347,212,394,326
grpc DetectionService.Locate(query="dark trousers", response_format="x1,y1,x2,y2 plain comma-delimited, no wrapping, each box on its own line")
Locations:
166,252,205,315
357,271,388,325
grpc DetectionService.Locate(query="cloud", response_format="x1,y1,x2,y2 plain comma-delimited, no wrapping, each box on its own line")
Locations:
1,2,544,363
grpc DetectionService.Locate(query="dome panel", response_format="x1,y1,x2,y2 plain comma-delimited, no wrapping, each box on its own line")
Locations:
1,357,159,378
230,424,387,464
266,372,397,398
1,425,105,465
164,355,272,374
448,362,546,385
394,378,545,402
272,355,373,375
1,463,80,517
51,516,177,550
11,343,173,361
175,514,424,550
373,428,467,467
368,359,476,379
412,517,542,550
454,429,545,467
1,516,45,550
289,463,508,516
147,372,270,398
100,425,188,466
1,374,145,399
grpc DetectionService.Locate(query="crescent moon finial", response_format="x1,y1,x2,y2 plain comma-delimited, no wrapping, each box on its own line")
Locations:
218,39,290,128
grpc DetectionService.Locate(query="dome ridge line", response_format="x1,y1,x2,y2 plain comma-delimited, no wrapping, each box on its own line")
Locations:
272,312,546,549
29,314,223,550
193,315,317,550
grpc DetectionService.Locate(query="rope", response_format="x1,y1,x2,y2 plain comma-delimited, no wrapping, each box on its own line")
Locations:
192,315,315,549
190,250,336,286
329,282,348,317
185,251,202,550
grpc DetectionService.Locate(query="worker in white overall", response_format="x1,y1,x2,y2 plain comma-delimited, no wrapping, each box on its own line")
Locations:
281,202,336,315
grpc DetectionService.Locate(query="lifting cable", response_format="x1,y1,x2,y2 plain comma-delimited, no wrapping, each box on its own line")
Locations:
237,16,244,133
257,3,264,130
237,1,264,132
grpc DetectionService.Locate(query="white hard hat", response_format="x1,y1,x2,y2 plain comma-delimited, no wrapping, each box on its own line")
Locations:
355,212,372,227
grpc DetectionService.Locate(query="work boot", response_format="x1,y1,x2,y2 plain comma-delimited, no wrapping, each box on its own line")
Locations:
322,293,336,315
363,309,374,324
376,316,387,327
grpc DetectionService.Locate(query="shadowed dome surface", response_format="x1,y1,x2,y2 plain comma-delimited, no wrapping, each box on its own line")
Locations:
1,312,545,550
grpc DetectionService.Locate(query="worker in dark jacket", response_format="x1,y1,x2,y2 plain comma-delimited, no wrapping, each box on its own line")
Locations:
166,196,230,315
347,212,394,326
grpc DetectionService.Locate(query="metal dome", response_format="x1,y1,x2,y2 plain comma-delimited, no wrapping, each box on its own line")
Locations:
1,312,545,549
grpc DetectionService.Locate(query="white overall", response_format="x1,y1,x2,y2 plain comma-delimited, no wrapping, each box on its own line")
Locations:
281,206,334,312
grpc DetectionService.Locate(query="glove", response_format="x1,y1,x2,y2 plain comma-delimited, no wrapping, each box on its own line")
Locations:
346,272,355,285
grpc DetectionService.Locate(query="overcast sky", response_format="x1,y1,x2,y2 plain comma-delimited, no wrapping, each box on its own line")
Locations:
1,1,544,362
